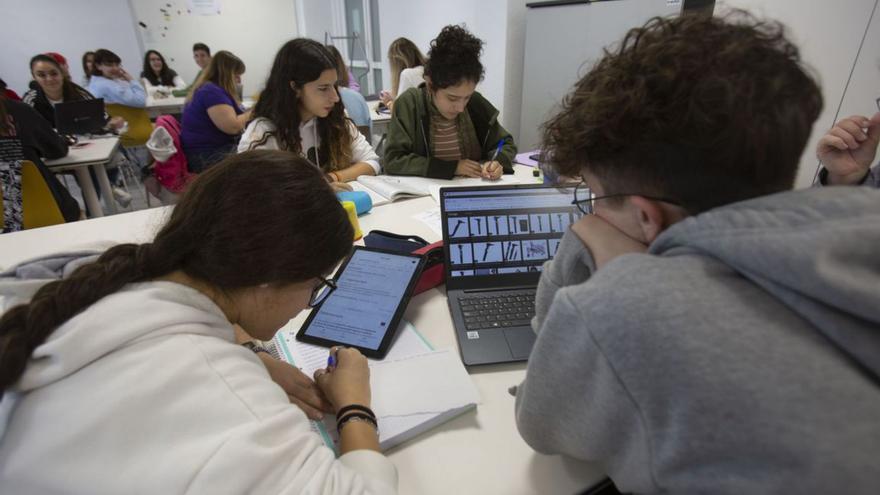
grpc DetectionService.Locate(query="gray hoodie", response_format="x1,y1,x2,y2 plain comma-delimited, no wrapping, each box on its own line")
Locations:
515,186,880,494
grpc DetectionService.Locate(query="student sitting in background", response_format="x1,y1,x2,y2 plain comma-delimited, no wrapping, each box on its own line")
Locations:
325,44,372,137
188,42,212,93
22,54,129,209
44,52,70,79
81,51,95,88
23,55,124,132
140,50,187,93
384,25,516,180
514,12,880,494
815,102,880,187
238,39,379,188
87,49,146,108
380,38,426,112
0,150,397,494
0,78,20,101
0,94,81,225
182,50,251,173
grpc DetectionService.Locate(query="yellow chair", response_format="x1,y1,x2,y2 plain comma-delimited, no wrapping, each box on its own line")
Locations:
0,160,66,231
105,103,154,148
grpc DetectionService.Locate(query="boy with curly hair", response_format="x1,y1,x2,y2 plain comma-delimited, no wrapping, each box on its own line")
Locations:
514,12,880,493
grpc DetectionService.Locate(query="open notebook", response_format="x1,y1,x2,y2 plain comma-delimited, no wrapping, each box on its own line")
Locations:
274,321,480,452
350,174,525,206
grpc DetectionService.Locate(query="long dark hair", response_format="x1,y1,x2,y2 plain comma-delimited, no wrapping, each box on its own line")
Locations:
82,51,95,82
324,44,350,87
29,54,87,102
0,150,353,393
91,49,122,77
141,50,178,86
249,38,352,172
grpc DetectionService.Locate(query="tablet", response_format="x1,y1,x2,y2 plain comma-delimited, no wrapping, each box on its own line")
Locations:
296,246,426,359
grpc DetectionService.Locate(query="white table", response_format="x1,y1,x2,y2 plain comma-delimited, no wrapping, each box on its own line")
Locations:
367,100,392,148
44,137,121,217
0,165,603,494
146,94,256,119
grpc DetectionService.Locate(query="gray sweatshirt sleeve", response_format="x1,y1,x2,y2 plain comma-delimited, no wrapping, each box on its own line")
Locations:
532,228,597,333
515,288,657,492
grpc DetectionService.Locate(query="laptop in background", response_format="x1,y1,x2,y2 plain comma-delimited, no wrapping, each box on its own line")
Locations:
440,183,581,366
54,99,105,135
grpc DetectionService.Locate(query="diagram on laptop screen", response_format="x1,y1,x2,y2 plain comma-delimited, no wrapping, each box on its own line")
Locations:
443,188,581,278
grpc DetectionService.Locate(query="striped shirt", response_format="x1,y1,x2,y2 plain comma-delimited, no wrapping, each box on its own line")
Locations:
432,114,461,162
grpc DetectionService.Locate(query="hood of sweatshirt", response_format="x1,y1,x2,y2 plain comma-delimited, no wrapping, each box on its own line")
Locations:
650,186,880,382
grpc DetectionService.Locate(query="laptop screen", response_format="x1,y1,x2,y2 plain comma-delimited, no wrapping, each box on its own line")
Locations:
440,184,581,286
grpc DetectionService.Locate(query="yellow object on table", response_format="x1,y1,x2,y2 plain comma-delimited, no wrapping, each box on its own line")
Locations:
341,201,362,240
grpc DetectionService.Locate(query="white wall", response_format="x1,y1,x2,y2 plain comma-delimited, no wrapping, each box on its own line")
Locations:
0,0,142,94
129,0,299,97
720,0,880,187
375,0,511,124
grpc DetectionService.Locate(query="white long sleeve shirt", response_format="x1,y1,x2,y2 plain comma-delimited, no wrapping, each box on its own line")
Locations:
238,117,381,175
0,280,397,494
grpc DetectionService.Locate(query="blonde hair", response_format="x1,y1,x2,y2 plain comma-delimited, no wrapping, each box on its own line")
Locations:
186,50,245,104
387,38,426,97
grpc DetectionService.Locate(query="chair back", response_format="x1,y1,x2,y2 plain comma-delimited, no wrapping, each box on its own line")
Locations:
21,160,65,229
106,103,153,148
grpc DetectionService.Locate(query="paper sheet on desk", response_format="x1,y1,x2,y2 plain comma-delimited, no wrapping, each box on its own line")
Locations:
428,175,525,204
275,321,480,451
413,207,443,237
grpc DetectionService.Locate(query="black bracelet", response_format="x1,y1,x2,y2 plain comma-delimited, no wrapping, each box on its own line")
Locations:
242,341,270,355
336,404,375,420
337,412,378,432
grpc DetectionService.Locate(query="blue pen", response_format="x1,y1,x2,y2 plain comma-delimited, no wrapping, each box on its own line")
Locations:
327,354,336,368
484,138,506,178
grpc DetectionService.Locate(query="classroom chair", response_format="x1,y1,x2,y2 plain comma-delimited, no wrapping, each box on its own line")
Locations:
106,103,155,206
0,160,66,231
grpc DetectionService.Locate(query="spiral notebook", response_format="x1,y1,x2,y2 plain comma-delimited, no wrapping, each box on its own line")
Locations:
274,321,480,452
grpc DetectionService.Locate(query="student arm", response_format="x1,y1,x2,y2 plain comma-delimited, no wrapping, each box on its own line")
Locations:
206,104,251,135
334,120,380,180
533,229,597,332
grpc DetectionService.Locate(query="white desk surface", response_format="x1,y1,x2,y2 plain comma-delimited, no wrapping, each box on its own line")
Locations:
44,137,120,169
0,165,603,494
368,100,392,123
145,94,185,110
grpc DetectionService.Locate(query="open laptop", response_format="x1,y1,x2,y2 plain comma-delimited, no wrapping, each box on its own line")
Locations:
54,99,106,135
440,183,581,366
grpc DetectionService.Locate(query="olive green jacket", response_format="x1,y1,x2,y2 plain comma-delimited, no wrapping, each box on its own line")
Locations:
383,86,517,179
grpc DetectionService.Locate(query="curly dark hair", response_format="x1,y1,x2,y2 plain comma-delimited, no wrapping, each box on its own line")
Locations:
541,11,823,214
424,25,484,89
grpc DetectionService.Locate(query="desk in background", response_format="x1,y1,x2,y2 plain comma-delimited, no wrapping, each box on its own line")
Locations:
146,95,256,119
0,165,603,495
44,136,121,218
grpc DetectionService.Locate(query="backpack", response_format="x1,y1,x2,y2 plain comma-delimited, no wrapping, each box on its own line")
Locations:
146,115,192,193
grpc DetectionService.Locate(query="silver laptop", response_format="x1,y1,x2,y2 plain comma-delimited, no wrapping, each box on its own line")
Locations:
440,183,581,366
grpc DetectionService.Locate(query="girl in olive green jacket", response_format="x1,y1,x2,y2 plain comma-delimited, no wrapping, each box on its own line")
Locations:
383,25,517,180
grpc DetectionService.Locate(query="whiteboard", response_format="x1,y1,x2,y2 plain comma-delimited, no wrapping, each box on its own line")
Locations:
128,0,299,97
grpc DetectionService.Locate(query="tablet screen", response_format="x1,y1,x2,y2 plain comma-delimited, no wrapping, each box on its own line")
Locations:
301,248,422,350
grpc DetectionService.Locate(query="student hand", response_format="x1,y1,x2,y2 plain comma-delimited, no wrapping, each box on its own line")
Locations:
816,112,880,185
379,91,392,105
119,68,133,81
330,181,353,193
570,215,648,269
314,347,371,411
455,159,483,178
257,352,334,420
107,116,126,130
481,161,503,180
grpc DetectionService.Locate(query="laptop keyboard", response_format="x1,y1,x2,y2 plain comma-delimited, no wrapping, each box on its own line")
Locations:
458,291,536,330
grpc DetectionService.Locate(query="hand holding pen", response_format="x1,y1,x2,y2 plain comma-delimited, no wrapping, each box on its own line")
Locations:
481,138,506,180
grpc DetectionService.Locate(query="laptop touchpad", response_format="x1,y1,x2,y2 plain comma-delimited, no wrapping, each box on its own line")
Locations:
504,328,535,359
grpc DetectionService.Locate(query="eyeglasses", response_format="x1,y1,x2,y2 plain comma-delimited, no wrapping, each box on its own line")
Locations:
876,96,880,112
571,180,683,215
308,277,337,307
